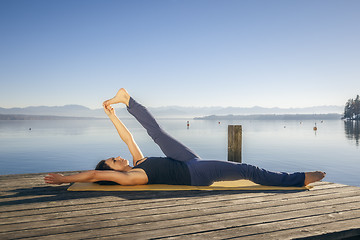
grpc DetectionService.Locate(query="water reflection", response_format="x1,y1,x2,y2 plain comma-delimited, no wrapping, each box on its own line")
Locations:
344,120,360,146
1,119,360,186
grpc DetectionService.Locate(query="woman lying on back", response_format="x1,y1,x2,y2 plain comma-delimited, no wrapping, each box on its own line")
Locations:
45,88,325,187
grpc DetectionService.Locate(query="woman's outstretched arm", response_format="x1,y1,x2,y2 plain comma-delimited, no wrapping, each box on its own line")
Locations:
44,171,97,184
44,170,147,185
103,104,144,165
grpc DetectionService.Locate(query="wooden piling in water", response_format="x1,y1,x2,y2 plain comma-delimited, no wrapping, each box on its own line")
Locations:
228,125,242,163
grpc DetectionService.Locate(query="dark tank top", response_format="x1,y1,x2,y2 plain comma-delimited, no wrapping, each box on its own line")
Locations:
133,157,191,185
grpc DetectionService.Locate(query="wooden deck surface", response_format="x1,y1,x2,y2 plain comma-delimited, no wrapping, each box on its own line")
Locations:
1,172,360,240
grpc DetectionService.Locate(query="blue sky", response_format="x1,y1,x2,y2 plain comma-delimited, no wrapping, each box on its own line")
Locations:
1,0,359,109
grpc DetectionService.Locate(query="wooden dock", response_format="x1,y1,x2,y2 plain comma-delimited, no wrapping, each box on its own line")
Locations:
1,172,359,239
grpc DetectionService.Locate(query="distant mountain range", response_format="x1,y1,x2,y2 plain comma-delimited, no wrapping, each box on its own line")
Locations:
0,114,102,120
196,113,342,120
0,104,344,119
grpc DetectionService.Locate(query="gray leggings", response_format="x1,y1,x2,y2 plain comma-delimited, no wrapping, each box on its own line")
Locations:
127,97,305,187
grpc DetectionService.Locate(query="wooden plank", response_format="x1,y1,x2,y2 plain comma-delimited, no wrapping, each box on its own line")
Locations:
7,181,339,213
1,196,359,239
1,183,356,221
0,185,351,222
0,187,270,212
18,203,359,240
165,213,360,240
244,219,360,240
1,172,359,240
2,191,359,239
0,190,274,214
0,183,356,226
1,189,359,231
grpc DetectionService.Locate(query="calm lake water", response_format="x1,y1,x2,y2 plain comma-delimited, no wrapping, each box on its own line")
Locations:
0,118,359,186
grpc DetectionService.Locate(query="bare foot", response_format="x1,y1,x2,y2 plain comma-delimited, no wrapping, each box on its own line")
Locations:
103,88,130,107
304,171,326,185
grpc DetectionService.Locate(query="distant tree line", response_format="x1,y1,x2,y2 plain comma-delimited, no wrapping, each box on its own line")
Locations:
343,95,360,120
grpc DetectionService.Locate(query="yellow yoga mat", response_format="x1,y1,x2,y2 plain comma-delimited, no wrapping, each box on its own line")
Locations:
67,180,312,191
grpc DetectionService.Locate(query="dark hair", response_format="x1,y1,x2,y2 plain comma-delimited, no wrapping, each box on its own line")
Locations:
94,159,119,185
95,160,113,171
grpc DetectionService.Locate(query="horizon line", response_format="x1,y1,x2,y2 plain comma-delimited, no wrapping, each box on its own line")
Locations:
0,104,344,110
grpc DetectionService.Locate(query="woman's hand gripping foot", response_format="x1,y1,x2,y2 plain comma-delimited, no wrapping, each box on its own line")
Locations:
103,88,131,110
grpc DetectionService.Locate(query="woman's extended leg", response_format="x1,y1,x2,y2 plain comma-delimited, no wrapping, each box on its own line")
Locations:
104,88,200,161
187,160,324,187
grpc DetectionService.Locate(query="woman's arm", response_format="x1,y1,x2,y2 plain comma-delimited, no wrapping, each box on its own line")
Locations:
44,171,97,185
44,170,147,185
104,105,144,165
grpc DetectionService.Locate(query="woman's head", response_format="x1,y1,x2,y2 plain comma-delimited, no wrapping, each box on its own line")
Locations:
95,156,130,185
95,156,131,172
97,156,130,171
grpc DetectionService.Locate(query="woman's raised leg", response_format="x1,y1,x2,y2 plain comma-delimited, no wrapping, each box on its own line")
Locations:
127,97,200,161
104,89,200,162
